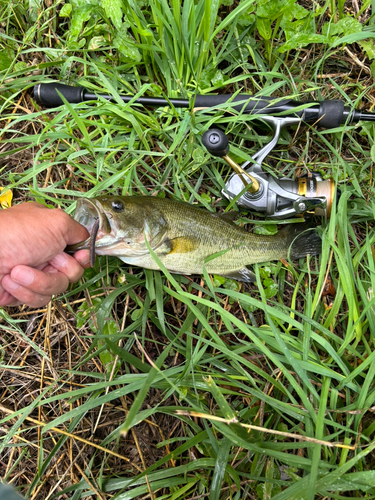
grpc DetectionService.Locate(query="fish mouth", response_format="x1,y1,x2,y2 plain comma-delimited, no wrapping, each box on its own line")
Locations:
74,198,111,237
67,198,113,262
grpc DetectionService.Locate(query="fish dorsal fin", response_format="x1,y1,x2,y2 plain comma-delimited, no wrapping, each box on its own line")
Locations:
166,236,200,254
220,267,256,283
211,211,239,225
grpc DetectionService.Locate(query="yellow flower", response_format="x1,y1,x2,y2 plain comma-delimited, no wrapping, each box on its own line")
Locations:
0,187,13,209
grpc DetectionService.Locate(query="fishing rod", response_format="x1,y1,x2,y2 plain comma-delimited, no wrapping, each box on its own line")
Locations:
34,82,375,128
33,82,375,219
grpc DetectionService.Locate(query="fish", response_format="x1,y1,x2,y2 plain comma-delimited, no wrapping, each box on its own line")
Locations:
67,195,321,282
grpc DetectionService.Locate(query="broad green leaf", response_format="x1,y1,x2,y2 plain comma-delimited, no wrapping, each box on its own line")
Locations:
279,33,329,52
69,5,94,41
322,17,362,39
213,275,226,286
238,8,255,27
264,279,278,299
0,50,14,71
102,0,123,29
88,35,107,50
360,40,375,60
259,266,272,279
281,16,315,38
59,2,72,16
284,2,310,20
113,25,142,61
192,147,205,163
257,17,272,40
257,0,293,19
200,65,224,89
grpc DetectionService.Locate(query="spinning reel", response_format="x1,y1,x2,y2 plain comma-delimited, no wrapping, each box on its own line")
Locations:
202,116,335,219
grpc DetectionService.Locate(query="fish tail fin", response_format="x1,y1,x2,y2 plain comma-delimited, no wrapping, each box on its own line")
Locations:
286,224,321,260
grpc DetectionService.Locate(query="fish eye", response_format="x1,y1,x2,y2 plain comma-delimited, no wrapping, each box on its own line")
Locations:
111,200,124,212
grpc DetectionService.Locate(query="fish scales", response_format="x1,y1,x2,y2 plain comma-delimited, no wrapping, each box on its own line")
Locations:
68,196,321,282
137,197,289,275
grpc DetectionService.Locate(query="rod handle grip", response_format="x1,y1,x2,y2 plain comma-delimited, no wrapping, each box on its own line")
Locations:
33,83,85,107
194,94,294,113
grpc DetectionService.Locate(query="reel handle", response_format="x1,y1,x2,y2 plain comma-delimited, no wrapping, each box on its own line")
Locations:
201,129,260,194
201,129,229,157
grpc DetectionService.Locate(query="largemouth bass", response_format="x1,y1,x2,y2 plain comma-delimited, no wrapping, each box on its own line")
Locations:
68,196,321,282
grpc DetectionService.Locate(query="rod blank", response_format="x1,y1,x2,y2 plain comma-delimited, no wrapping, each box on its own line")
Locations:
33,82,375,129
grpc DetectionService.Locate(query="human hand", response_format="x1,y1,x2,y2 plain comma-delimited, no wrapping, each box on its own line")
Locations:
0,202,91,307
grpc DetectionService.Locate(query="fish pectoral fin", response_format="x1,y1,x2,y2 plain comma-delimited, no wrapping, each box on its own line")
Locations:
220,267,256,283
165,236,200,254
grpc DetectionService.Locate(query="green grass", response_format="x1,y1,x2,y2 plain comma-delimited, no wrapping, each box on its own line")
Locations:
1,0,375,499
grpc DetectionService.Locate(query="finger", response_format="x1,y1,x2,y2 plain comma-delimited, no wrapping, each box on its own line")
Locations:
54,210,90,245
0,274,21,307
8,266,69,296
48,252,87,281
72,249,92,269
2,275,51,308
0,289,22,307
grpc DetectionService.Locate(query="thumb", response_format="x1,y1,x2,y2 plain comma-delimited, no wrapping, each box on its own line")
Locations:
59,212,90,245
